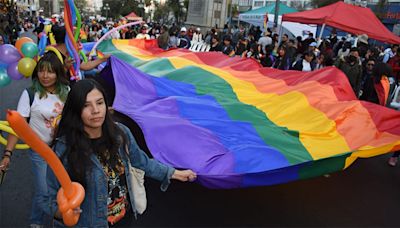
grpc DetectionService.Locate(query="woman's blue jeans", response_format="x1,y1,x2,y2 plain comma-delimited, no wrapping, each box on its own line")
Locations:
29,149,48,225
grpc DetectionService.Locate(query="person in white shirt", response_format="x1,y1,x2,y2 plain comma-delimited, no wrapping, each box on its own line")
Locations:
136,26,151,40
258,30,272,54
0,52,70,227
382,44,399,63
192,27,203,43
291,51,316,72
308,42,320,58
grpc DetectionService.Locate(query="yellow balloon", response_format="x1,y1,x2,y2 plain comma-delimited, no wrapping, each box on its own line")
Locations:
45,46,64,64
0,121,29,149
18,57,37,77
49,33,56,45
44,24,52,34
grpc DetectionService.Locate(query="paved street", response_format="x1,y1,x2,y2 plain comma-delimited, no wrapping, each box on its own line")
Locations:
1,78,399,227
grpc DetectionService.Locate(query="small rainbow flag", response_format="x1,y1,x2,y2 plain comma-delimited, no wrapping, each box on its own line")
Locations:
97,50,105,59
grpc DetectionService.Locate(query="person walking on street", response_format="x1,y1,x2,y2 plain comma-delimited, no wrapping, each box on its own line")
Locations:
42,79,196,227
0,52,69,227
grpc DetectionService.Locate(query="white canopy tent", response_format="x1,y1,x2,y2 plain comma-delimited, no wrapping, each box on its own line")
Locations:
238,13,317,39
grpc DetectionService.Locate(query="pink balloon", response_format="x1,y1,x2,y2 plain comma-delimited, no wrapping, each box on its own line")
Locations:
0,44,21,64
7,62,24,80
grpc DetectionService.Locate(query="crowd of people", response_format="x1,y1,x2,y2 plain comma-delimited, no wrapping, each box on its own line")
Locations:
0,12,399,227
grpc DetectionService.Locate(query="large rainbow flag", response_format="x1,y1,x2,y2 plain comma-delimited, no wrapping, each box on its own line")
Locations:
97,39,400,189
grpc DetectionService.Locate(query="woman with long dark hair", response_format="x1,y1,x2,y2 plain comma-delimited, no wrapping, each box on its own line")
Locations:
0,51,69,227
272,46,291,70
44,79,196,227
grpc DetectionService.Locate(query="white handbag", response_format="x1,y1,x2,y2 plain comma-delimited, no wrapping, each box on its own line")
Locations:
125,145,147,214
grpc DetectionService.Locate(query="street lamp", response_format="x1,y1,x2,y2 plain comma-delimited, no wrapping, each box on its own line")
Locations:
103,3,110,19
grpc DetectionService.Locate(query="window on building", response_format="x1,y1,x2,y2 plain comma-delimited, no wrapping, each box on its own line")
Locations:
214,10,221,18
254,1,264,7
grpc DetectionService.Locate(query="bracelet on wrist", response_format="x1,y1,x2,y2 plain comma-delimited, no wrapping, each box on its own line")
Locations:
2,154,11,160
2,149,12,159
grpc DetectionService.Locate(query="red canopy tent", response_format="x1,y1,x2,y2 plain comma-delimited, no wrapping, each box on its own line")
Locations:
282,1,400,44
124,12,142,21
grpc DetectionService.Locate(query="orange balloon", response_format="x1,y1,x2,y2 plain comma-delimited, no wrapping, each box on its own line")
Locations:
15,37,34,54
6,110,85,226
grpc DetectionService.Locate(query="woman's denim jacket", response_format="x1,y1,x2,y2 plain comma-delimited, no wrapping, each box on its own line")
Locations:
43,123,175,227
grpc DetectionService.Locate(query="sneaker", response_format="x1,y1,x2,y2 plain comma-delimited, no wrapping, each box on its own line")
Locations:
388,157,398,167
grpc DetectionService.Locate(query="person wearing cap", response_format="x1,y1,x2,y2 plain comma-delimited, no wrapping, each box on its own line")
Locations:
177,27,191,49
308,42,320,58
356,34,369,61
136,26,150,40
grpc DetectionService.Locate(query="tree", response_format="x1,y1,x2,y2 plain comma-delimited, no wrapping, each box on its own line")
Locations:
74,0,87,12
168,0,181,24
311,0,342,8
119,0,140,18
101,0,141,19
153,3,170,24
145,0,152,7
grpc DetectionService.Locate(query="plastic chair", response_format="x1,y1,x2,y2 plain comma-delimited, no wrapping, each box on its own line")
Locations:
390,84,400,109
204,44,211,52
189,42,198,51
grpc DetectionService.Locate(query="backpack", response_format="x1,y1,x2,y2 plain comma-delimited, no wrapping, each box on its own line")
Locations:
26,87,35,122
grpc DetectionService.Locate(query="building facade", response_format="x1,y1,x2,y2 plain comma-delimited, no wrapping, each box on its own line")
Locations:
86,0,103,13
15,0,40,15
186,0,229,29
252,0,400,10
252,0,313,9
